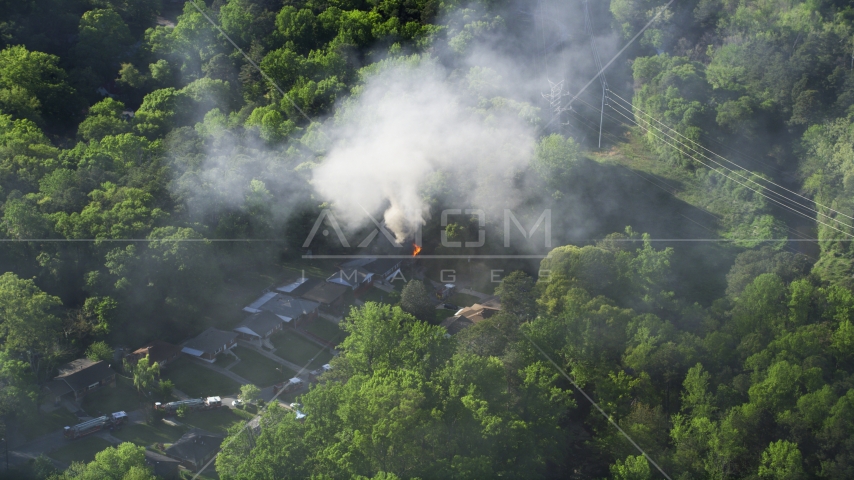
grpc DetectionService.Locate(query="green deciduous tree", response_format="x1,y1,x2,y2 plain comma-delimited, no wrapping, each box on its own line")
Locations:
85,340,113,362
0,46,76,125
124,354,159,395
57,442,155,479
399,279,435,323
0,272,62,376
240,383,260,404
74,9,133,79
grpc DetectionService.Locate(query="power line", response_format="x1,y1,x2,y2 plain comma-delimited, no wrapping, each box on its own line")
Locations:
607,90,854,223
511,327,673,480
605,97,852,235
605,102,854,239
563,0,676,112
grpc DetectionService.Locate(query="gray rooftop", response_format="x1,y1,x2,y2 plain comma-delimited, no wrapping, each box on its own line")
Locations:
183,328,238,355
236,311,283,336
257,293,319,321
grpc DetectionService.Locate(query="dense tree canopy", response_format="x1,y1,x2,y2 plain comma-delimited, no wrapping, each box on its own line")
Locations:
3,0,854,478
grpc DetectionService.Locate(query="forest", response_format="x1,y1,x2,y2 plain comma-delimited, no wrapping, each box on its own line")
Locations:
3,0,854,478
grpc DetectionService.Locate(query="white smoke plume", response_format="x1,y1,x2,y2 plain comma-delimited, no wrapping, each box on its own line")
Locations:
311,57,536,243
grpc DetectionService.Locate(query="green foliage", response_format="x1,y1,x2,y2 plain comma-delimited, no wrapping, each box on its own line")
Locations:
0,45,75,125
85,341,113,362
240,383,260,404
532,134,579,194
56,442,155,480
124,354,159,395
74,9,133,79
398,279,435,323
217,301,573,478
0,272,61,376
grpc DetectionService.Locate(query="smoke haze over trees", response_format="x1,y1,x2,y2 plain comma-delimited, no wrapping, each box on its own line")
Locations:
3,0,854,478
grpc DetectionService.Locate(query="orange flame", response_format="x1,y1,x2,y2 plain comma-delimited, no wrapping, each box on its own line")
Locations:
412,243,422,257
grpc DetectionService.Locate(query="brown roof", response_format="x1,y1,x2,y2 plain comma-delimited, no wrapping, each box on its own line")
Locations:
302,281,348,305
454,303,500,323
130,340,181,365
440,299,501,335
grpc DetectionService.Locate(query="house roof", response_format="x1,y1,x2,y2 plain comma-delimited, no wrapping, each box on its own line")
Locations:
165,429,223,466
452,303,500,323
327,267,372,288
235,311,282,337
145,449,180,478
43,379,73,398
54,359,114,393
276,277,321,297
440,299,502,334
244,292,278,313
182,328,238,355
301,281,349,305
255,294,319,321
362,258,401,276
129,340,181,365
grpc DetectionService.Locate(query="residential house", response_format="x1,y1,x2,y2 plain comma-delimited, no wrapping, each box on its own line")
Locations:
233,311,284,341
165,429,223,471
327,267,373,295
301,281,350,311
276,277,320,296
244,292,320,327
439,297,502,335
144,450,181,479
361,258,403,284
181,328,238,362
43,359,116,404
125,340,181,368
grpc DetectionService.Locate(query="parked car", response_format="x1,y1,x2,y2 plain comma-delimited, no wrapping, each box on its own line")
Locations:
232,399,243,407
443,304,459,310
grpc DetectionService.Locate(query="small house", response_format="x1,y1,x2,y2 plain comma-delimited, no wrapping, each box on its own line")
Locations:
327,267,373,294
43,359,116,404
301,281,349,311
181,328,238,362
440,297,502,335
243,292,320,327
362,258,403,284
234,311,284,341
164,429,223,472
144,450,181,479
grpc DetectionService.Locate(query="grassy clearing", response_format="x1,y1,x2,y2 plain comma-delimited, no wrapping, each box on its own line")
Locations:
111,421,186,447
230,346,290,387
25,407,80,441
270,331,332,369
81,376,143,417
181,407,253,435
161,358,241,398
303,318,343,343
358,287,395,305
49,435,113,465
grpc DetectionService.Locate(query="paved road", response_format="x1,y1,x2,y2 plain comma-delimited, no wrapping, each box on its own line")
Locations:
9,408,148,468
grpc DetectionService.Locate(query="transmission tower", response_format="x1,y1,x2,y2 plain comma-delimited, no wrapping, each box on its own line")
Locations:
583,0,608,148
